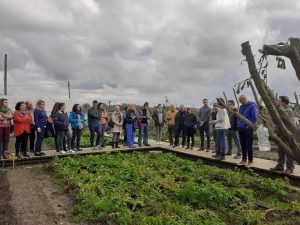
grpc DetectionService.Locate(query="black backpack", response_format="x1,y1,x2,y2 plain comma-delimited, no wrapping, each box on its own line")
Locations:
108,118,115,128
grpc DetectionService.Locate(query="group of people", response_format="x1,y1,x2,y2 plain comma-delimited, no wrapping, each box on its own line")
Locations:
0,95,295,174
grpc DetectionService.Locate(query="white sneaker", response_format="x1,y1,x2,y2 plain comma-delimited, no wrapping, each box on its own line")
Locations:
69,149,75,153
156,142,160,145
60,150,66,154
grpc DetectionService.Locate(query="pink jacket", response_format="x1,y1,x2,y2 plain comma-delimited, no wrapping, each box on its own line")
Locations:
100,110,108,125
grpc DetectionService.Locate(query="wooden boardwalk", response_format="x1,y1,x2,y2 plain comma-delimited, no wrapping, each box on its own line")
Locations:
1,140,300,184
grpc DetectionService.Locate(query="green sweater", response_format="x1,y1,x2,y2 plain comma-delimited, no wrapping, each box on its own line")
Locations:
88,107,101,124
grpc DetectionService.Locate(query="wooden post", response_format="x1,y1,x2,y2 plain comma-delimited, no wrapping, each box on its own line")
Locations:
4,54,7,95
223,91,228,104
233,88,240,110
68,81,70,98
295,91,299,105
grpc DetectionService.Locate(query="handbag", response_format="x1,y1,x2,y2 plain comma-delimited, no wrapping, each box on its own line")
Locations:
134,118,141,129
108,118,115,128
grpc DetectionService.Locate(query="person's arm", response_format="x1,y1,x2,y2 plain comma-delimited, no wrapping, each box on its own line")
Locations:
249,105,257,124
213,109,225,124
69,112,77,124
5,110,13,120
34,110,40,129
13,112,29,123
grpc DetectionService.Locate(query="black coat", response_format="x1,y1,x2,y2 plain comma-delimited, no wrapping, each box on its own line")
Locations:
184,113,197,128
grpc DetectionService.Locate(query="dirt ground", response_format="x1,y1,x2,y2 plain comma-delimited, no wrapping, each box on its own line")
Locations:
0,166,87,225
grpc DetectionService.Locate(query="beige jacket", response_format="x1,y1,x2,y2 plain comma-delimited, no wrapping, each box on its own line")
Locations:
111,111,123,133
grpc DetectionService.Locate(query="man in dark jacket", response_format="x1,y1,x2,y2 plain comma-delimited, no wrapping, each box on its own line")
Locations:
237,95,257,166
184,108,197,149
88,100,101,149
174,105,186,147
198,99,212,151
227,100,242,158
270,96,295,174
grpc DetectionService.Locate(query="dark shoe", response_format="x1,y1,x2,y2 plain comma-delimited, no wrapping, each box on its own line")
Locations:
284,169,294,175
128,145,136,148
40,152,46,156
212,154,220,158
101,144,105,148
270,165,284,172
76,148,82,151
206,149,211,152
226,152,232,156
23,153,30,158
239,160,247,166
16,153,22,159
247,161,253,167
138,144,142,147
215,155,225,161
144,144,151,146
3,152,9,159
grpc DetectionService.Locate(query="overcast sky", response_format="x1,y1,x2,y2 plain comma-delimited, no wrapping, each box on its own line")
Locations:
0,0,300,107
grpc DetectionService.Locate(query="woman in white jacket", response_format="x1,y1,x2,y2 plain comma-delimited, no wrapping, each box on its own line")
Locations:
111,105,124,148
210,98,230,160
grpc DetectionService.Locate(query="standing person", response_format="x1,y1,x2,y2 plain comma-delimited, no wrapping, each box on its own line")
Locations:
211,103,218,155
26,101,35,152
270,96,295,174
174,105,186,147
122,105,128,146
125,104,136,148
98,103,108,147
184,108,197,150
138,102,151,147
210,98,230,160
14,102,32,158
111,105,123,148
0,98,13,159
50,102,61,151
88,100,101,149
227,100,242,158
34,100,48,156
237,95,257,166
69,104,85,151
152,104,166,144
198,99,212,151
53,103,73,154
166,104,177,146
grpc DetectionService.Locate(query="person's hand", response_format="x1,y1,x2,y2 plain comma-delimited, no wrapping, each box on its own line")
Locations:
37,128,41,133
200,121,204,126
210,121,216,125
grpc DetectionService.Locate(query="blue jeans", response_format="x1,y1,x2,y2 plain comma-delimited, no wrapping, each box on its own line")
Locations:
216,129,226,156
138,123,149,145
89,123,101,147
126,123,135,146
200,122,211,149
238,128,253,162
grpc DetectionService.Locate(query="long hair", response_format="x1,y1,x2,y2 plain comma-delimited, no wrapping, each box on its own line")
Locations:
50,102,60,117
72,104,81,112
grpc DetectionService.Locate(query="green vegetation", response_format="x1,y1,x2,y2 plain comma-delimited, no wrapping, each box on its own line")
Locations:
51,152,300,225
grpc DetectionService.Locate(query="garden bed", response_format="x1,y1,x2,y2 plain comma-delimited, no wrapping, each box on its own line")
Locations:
51,152,300,225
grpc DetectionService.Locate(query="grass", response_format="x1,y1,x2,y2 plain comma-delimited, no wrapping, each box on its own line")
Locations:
51,152,300,225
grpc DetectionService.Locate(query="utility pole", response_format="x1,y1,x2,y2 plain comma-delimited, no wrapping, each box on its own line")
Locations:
4,54,7,95
68,81,70,98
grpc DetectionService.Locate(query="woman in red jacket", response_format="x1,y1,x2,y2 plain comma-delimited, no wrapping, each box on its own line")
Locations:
14,101,32,158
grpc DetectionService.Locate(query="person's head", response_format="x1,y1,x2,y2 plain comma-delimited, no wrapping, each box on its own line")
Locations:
157,104,162,110
279,96,289,108
124,105,128,111
36,100,45,109
92,100,98,107
26,101,33,110
115,105,120,112
144,102,149,108
239,95,248,105
15,101,26,111
0,98,8,107
203,99,208,107
98,102,104,110
213,103,218,111
179,104,185,112
132,104,136,112
72,104,81,112
216,98,225,108
170,104,175,111
187,108,192,114
227,100,236,110
58,102,66,112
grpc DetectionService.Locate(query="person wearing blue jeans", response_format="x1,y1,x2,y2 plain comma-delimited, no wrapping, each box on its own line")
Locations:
211,98,230,161
138,102,151,146
88,100,101,149
237,95,257,166
125,104,136,148
198,99,212,151
34,100,48,156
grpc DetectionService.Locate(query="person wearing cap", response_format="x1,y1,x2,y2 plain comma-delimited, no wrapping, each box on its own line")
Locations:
166,104,177,146
210,98,230,160
270,96,295,174
88,100,101,149
138,102,151,146
197,99,212,151
237,95,257,166
174,104,187,147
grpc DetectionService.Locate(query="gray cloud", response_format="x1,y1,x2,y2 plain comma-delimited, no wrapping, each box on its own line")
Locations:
0,0,299,106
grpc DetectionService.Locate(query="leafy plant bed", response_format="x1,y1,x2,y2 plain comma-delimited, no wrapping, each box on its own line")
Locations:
51,152,300,225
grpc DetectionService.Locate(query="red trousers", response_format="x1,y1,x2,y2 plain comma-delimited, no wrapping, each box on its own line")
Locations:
0,127,10,153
